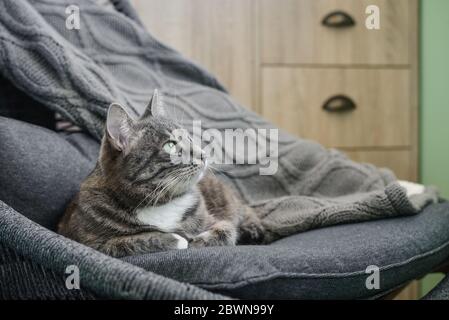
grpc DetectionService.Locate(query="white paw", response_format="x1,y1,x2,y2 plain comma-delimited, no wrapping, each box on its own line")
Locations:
398,180,425,197
172,234,188,249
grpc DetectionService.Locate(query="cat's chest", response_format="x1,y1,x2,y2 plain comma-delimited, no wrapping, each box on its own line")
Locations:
135,193,197,232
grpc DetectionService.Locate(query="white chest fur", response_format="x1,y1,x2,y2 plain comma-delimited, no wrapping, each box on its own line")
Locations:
136,193,197,232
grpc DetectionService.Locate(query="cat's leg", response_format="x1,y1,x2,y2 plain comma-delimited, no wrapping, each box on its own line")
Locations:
95,232,188,257
189,221,237,247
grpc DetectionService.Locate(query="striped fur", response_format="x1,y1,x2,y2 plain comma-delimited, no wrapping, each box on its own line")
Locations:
58,92,264,257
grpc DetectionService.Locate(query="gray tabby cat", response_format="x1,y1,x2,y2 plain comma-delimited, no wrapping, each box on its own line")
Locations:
58,90,265,257
58,90,432,258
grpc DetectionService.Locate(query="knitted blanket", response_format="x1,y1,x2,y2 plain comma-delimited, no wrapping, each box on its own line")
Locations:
0,0,434,230
0,1,437,248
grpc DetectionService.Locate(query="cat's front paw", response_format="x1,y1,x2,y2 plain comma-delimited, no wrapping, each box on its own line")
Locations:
172,233,188,249
189,232,210,248
190,228,236,248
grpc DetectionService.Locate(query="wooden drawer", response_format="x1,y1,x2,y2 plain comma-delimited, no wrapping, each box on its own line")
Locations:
260,0,411,65
261,67,410,148
343,149,415,181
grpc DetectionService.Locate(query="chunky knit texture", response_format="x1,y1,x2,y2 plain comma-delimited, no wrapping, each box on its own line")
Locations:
0,0,438,299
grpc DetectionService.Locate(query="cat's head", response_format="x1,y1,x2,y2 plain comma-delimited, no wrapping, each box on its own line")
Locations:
101,90,206,205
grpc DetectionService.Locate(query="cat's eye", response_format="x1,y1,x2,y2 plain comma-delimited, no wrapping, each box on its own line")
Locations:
163,141,177,154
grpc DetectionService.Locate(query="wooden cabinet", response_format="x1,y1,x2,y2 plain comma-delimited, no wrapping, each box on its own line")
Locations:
258,0,418,182
260,0,411,65
131,0,419,299
262,67,411,148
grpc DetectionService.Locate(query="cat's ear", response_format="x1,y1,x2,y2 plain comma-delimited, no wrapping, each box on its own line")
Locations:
142,89,165,118
106,103,134,152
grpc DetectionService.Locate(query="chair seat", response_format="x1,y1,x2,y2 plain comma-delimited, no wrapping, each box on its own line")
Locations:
2,117,449,299
123,201,449,299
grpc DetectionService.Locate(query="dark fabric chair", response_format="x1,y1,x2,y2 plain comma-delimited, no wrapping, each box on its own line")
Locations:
1,116,449,300
0,0,448,300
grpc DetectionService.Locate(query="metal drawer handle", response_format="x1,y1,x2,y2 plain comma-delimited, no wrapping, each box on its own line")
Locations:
322,95,356,113
322,11,356,28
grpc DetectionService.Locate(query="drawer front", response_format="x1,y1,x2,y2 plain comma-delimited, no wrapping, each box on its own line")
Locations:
261,67,410,148
260,0,411,65
343,149,414,181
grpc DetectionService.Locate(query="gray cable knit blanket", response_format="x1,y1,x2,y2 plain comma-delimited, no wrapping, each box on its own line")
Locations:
0,0,437,240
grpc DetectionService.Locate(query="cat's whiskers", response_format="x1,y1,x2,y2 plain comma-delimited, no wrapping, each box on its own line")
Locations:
207,164,222,174
153,167,195,205
167,167,197,202
152,175,182,206
143,173,180,205
131,166,187,212
153,166,199,205
145,166,191,207
134,169,182,209
132,180,165,213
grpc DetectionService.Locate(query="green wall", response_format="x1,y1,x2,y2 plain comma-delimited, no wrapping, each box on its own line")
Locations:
421,0,449,196
420,0,449,296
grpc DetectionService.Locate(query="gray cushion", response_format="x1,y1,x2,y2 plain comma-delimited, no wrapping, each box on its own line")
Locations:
0,116,99,230
124,203,449,299
2,116,449,299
